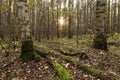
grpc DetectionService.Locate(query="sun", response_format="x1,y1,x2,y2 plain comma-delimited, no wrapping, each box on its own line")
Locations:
59,17,64,26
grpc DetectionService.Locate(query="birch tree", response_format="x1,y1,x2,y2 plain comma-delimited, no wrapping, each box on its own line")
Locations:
17,0,41,61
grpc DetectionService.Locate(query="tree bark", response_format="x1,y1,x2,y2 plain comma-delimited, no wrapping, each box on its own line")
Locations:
17,0,40,61
0,0,2,38
118,0,120,33
93,0,108,51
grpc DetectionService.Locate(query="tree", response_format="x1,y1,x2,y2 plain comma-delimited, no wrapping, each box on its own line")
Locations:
76,0,80,45
56,0,60,38
1,0,9,40
0,0,2,38
68,0,73,38
106,0,110,33
17,0,41,61
93,0,108,51
118,0,120,32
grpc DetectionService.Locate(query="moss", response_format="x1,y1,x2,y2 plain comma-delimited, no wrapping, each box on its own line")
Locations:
64,56,77,66
80,64,101,76
80,64,90,71
89,69,101,76
58,49,78,56
20,40,41,62
63,52,78,56
93,33,108,51
49,60,72,80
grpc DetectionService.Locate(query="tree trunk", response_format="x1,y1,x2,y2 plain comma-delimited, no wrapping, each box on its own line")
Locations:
57,4,60,38
106,0,110,33
93,0,108,51
76,0,80,45
118,0,120,33
0,0,2,38
68,0,73,38
17,0,40,62
47,6,50,40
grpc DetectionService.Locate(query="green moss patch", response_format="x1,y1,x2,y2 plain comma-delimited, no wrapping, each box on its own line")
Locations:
49,60,72,80
20,40,41,62
93,33,108,51
64,56,77,66
80,64,101,76
57,48,78,56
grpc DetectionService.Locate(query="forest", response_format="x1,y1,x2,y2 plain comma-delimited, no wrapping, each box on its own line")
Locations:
0,0,120,80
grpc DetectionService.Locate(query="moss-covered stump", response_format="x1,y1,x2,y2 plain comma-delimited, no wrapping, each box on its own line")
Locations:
93,33,108,51
20,40,41,62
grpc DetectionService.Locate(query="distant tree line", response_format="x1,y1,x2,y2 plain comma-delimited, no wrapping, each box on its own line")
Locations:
0,0,120,41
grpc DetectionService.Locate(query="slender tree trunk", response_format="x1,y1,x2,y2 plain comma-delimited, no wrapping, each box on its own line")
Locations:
76,0,80,45
44,0,46,39
47,6,50,40
111,0,114,33
57,4,59,38
68,0,73,38
106,0,110,33
8,0,13,47
113,2,117,32
0,0,2,26
118,0,120,33
0,0,2,38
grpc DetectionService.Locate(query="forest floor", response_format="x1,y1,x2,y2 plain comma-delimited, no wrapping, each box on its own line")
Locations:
0,34,120,80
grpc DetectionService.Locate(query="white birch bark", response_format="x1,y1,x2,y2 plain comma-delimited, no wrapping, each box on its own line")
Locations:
16,0,31,41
